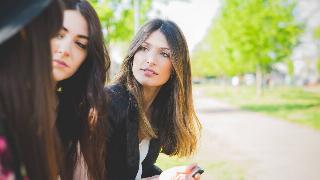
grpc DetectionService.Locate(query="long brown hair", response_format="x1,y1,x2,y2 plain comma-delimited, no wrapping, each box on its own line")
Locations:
0,0,63,179
115,18,202,157
56,0,110,179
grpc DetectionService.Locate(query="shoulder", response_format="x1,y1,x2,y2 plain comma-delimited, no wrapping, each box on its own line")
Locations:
105,84,130,109
104,84,131,128
105,84,128,100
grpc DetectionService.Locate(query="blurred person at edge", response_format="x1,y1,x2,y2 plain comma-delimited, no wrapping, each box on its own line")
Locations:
0,0,64,179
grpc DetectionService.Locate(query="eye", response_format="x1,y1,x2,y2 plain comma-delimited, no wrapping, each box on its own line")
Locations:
56,33,64,39
160,52,170,58
139,45,148,51
76,42,87,49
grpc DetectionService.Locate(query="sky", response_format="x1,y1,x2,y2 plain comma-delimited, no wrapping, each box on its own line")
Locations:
111,0,220,64
150,0,220,53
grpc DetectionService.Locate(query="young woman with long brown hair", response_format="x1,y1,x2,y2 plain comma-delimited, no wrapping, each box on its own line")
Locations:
0,0,63,179
106,18,202,179
51,0,110,179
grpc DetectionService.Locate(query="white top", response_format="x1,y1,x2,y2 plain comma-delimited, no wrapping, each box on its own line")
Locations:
135,138,151,180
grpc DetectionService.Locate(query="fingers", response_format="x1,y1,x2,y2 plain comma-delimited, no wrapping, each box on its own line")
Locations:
175,173,200,180
159,164,202,180
176,164,198,174
194,173,201,180
184,163,198,174
176,174,189,180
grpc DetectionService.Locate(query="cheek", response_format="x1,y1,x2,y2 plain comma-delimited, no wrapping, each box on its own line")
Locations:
132,55,142,74
71,50,87,71
50,39,57,55
132,58,138,72
133,53,144,65
161,61,173,80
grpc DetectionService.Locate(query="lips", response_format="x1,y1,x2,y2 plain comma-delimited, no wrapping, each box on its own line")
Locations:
53,59,69,68
141,68,158,75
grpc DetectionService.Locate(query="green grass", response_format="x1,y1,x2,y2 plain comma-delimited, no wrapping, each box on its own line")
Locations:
156,154,245,180
195,84,320,130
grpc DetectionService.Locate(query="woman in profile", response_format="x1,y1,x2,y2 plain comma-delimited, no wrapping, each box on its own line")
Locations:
106,18,202,179
0,0,63,179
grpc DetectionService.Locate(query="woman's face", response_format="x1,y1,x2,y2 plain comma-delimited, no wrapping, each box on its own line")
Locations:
132,30,173,88
51,10,88,82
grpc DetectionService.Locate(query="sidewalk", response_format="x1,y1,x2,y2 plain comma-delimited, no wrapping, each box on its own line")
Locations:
192,92,320,180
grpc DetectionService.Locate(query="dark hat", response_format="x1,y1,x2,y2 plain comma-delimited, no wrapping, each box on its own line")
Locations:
0,0,52,44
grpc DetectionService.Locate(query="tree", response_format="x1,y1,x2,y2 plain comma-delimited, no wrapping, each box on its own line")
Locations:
192,40,225,77
314,26,320,75
192,0,302,95
89,0,188,44
89,0,152,43
314,26,320,39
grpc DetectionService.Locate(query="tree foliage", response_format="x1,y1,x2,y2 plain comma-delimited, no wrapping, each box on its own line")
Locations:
314,26,320,73
89,0,152,43
314,26,320,39
88,0,189,44
192,0,302,77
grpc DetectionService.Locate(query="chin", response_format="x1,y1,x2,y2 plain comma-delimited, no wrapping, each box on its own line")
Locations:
53,69,74,82
53,76,64,82
141,82,164,88
135,76,163,87
53,73,68,82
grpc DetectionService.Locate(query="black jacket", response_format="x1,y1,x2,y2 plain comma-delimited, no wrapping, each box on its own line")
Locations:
105,84,162,180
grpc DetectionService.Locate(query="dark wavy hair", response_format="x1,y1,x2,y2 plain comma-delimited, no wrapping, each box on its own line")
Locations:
56,0,110,179
0,0,64,179
115,18,202,157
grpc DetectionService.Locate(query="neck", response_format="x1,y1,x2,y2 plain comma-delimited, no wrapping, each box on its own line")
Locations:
142,86,161,113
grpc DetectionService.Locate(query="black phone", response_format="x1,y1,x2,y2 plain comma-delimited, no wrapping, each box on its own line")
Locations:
191,165,204,177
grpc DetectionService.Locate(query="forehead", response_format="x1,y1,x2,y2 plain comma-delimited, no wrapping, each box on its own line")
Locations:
144,30,170,49
63,10,88,36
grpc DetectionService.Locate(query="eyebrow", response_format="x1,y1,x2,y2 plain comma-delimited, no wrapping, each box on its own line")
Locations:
143,41,171,51
62,26,89,40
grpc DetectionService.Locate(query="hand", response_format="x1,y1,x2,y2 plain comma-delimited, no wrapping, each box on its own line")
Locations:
142,175,160,180
159,164,202,180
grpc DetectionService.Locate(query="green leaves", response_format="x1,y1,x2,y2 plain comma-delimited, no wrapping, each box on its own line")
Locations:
313,26,320,40
192,0,303,77
89,0,152,43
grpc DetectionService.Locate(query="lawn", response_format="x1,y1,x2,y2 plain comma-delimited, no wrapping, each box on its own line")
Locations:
195,84,320,130
156,154,245,180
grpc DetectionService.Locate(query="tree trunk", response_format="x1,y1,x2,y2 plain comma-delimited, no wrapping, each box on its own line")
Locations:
256,64,263,97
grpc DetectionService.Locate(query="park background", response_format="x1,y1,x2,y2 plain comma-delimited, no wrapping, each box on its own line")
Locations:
88,0,320,179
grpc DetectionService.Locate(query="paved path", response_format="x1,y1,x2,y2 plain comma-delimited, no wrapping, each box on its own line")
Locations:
191,91,320,180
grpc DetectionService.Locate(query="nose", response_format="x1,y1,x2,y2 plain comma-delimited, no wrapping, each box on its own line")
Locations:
146,51,156,65
56,48,70,57
55,40,70,57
